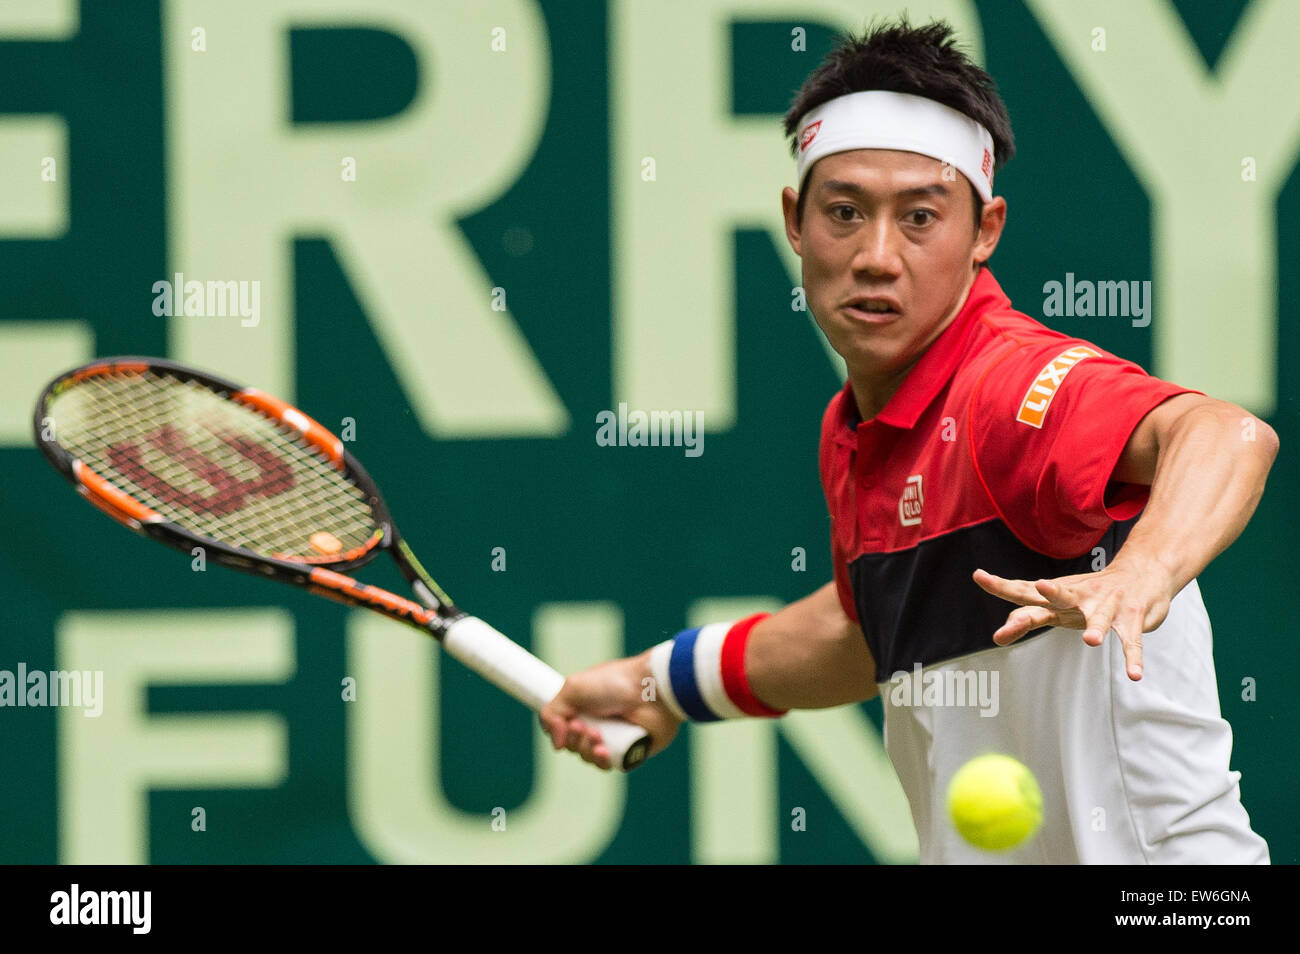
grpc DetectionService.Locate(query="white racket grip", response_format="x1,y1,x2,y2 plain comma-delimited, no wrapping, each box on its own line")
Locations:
441,615,651,771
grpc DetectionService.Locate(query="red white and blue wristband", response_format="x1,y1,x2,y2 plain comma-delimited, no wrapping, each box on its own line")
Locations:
649,613,786,721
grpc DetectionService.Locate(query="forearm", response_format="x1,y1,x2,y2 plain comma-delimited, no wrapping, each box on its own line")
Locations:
745,582,878,709
1118,402,1278,593
549,583,878,766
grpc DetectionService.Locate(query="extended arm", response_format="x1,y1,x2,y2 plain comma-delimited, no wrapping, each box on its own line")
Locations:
1107,394,1278,594
974,393,1279,680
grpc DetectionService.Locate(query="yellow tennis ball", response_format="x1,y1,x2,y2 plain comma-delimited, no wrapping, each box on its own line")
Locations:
947,753,1043,851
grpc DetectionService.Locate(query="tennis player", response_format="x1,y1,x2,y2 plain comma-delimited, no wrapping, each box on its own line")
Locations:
540,19,1277,863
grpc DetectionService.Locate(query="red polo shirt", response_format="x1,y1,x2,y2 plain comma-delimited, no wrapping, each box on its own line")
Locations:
819,267,1194,675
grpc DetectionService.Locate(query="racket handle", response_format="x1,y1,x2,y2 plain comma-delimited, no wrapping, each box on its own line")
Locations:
441,615,652,772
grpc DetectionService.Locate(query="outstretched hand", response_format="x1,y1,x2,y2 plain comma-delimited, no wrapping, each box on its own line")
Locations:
972,556,1176,681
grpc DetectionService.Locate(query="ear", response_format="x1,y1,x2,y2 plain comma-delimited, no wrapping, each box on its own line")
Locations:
973,196,1007,265
781,186,802,257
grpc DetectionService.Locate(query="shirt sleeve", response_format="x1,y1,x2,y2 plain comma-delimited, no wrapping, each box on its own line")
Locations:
970,341,1199,558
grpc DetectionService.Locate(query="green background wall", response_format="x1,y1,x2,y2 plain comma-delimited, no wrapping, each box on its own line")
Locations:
1,0,1294,863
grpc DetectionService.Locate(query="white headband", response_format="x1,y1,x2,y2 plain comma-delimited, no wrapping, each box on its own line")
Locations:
795,90,995,202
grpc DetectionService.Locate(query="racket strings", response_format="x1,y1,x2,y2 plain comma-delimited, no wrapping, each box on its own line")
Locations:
48,369,378,559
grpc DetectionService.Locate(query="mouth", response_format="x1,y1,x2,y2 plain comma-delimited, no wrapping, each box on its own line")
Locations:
842,295,903,323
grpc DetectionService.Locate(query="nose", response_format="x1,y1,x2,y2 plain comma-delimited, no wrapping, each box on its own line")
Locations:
850,215,904,279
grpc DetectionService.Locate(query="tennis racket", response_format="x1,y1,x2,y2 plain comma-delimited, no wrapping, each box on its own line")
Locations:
34,356,650,771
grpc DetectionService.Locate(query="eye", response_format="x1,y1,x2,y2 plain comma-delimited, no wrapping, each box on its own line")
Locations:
904,209,936,227
829,203,860,222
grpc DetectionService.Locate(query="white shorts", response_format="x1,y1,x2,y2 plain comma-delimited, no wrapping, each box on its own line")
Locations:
880,579,1270,864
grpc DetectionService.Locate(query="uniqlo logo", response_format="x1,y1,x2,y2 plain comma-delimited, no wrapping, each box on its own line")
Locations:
898,474,923,527
799,121,822,152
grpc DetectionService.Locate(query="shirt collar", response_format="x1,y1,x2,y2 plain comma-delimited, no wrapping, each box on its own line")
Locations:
833,266,1008,437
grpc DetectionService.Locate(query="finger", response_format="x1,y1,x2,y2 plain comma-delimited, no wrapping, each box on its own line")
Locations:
1033,577,1078,609
1081,589,1119,648
583,737,611,771
973,569,1052,607
539,714,562,749
562,718,589,753
538,712,557,749
1032,578,1092,629
540,696,579,746
973,569,1040,604
576,724,606,767
992,603,1057,644
1113,600,1145,681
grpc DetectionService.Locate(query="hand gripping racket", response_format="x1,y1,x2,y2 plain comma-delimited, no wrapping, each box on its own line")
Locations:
34,357,650,771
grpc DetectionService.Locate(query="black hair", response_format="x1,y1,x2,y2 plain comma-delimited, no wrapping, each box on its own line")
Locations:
784,18,1015,231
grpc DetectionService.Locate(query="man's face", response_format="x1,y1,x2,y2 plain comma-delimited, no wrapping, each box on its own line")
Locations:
782,149,1004,379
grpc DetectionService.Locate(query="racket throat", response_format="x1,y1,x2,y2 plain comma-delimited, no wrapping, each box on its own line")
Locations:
411,579,442,612
393,537,456,607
